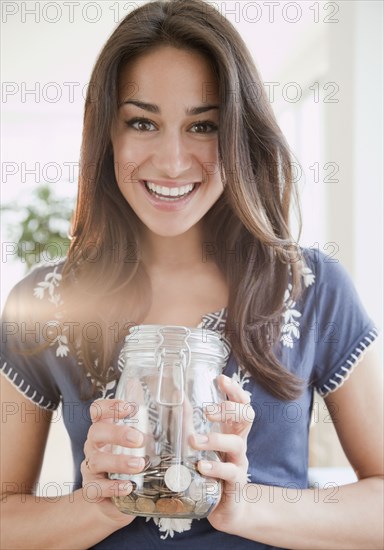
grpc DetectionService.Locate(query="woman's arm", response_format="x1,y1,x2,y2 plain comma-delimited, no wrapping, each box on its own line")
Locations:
199,347,383,549
0,378,138,549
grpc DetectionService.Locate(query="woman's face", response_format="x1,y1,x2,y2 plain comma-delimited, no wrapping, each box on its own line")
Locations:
111,46,224,238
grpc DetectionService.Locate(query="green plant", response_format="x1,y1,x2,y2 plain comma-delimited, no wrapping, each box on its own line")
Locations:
1,185,74,271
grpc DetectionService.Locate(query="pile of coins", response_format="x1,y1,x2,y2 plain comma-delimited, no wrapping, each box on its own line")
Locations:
112,454,221,518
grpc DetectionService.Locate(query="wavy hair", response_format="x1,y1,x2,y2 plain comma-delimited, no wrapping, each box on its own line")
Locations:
63,0,304,400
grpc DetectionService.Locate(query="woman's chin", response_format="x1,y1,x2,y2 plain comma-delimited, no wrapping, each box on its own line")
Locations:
145,225,194,239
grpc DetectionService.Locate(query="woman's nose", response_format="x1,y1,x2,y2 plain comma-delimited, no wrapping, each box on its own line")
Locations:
152,131,192,178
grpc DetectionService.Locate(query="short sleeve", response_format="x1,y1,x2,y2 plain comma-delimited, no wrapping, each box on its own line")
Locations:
302,249,379,396
0,265,63,410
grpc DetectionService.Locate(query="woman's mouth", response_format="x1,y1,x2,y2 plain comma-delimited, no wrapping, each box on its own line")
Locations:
139,180,200,211
144,181,196,201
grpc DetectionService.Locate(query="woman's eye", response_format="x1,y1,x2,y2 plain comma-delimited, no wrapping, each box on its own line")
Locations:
190,121,218,134
126,118,157,132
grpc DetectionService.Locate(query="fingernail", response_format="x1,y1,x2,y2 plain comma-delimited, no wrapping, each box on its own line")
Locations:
195,434,209,444
200,460,213,471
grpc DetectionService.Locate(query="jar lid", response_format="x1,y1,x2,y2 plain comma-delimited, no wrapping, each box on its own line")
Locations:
121,324,227,360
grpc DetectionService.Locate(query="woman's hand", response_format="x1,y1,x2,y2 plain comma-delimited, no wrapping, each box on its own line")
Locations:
81,399,145,527
191,374,255,534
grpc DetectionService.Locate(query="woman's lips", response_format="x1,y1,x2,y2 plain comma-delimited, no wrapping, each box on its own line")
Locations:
139,180,200,211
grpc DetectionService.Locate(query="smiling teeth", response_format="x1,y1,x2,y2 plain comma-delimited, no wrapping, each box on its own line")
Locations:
145,181,195,198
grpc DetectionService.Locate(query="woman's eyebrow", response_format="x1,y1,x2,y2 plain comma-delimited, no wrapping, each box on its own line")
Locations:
119,99,219,115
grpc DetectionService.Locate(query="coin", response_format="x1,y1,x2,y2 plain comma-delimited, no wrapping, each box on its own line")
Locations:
120,494,136,504
204,479,220,498
188,478,205,501
164,464,192,492
136,486,159,497
142,456,152,472
113,494,136,514
150,455,162,467
179,496,195,512
113,469,222,517
194,498,212,515
160,454,174,462
136,496,156,513
155,497,181,514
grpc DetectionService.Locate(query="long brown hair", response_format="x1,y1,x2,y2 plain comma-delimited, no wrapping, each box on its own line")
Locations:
63,0,304,401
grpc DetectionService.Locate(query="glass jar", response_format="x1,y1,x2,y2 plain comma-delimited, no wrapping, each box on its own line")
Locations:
109,324,227,519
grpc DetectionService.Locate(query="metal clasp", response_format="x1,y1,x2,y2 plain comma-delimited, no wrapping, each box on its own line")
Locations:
154,326,191,406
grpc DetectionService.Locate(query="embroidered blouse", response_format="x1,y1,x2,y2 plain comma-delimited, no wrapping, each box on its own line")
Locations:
0,248,378,549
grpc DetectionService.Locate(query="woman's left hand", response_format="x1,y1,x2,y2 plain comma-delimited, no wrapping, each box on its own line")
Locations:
190,374,255,534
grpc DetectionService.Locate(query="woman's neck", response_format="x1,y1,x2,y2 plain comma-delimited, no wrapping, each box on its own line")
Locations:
140,223,208,270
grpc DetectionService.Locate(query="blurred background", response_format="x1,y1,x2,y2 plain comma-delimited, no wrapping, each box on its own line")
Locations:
1,0,383,494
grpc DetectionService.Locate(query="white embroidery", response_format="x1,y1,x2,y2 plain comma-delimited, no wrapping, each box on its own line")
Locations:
300,265,315,287
280,262,315,348
86,362,117,400
148,517,193,539
281,284,301,348
55,334,69,357
231,367,252,399
318,329,379,396
33,266,63,307
33,267,70,357
0,361,56,410
97,378,117,399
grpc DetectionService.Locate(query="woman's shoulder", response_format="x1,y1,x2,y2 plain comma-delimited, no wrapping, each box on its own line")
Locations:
280,245,377,347
2,259,67,322
292,245,374,319
296,245,358,292
300,245,347,277
9,259,66,290
1,260,69,411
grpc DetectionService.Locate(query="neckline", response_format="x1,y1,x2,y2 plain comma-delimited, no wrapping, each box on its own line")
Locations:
202,306,227,318
198,306,228,329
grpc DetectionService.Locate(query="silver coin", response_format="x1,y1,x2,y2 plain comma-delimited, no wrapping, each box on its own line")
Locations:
161,454,174,462
149,482,165,491
204,479,220,498
137,487,159,497
183,456,199,466
164,464,192,492
194,498,212,515
150,455,162,467
188,478,205,501
147,471,163,477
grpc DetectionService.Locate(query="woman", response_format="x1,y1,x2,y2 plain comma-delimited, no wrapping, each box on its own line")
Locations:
1,1,382,548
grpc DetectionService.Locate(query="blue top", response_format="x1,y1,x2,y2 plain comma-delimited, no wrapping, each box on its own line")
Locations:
0,249,378,549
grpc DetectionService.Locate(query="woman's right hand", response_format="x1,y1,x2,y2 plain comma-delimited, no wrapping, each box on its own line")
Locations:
81,398,145,527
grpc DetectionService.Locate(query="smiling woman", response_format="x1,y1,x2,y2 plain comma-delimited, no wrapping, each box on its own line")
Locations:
64,0,303,403
0,1,382,549
111,47,223,233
